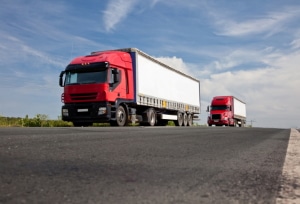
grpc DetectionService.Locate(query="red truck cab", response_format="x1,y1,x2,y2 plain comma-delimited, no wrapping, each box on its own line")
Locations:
59,51,134,126
207,96,235,126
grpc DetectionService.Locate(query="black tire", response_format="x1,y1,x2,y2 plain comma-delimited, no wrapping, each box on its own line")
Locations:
115,105,128,126
147,108,156,126
187,114,193,126
175,112,183,126
183,112,188,126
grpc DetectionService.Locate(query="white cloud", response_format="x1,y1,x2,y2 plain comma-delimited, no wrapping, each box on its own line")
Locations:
102,0,163,31
103,0,138,32
154,56,191,75
209,6,300,37
197,47,280,79
290,39,300,49
0,34,65,68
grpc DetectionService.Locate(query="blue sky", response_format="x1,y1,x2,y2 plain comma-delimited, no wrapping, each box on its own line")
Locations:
0,0,299,128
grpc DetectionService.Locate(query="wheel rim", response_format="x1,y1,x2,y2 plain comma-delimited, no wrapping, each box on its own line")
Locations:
117,111,124,123
116,106,127,126
177,113,183,126
150,113,155,125
148,108,156,126
187,114,193,126
183,113,188,126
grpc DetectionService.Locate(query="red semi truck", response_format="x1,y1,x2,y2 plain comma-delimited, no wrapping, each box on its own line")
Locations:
59,48,200,127
207,96,246,127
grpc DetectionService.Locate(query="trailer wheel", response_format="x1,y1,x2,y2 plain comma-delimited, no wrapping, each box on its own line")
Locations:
187,114,193,126
115,105,128,126
147,108,156,126
175,112,183,126
183,113,188,126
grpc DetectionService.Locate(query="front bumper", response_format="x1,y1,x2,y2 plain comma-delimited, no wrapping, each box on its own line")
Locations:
61,102,111,123
208,119,230,125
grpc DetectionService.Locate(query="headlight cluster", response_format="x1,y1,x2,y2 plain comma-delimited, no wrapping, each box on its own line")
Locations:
62,109,68,116
98,107,107,115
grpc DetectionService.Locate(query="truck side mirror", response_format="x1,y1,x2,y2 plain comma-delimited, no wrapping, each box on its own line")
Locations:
110,69,120,85
59,71,65,87
206,106,210,112
113,69,120,83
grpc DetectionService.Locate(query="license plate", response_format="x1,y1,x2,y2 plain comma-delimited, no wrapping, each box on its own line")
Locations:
77,108,88,112
214,120,219,122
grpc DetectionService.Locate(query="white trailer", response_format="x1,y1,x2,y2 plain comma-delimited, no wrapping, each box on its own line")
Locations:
233,97,246,120
118,48,200,126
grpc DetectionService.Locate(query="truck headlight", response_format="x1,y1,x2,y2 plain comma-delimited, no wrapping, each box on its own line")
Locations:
98,107,107,115
62,109,69,116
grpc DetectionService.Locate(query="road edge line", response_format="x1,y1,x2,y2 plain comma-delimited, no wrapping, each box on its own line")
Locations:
276,128,300,204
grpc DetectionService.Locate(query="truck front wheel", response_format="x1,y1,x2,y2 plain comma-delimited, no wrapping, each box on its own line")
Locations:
115,105,128,126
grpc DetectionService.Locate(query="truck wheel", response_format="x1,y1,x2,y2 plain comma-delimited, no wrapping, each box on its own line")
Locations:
147,108,156,126
175,112,183,126
183,113,188,126
187,114,193,126
116,105,128,126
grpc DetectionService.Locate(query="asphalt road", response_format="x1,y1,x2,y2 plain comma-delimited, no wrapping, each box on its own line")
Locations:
0,127,291,203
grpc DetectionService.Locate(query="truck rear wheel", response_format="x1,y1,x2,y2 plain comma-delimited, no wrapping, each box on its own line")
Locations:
175,112,183,126
187,114,193,126
183,113,188,126
147,108,156,126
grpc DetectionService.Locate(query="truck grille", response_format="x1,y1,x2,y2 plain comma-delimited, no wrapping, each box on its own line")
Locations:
70,93,97,101
211,114,221,120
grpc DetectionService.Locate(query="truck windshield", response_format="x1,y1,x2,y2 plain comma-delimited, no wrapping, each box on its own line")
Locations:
64,63,108,85
211,106,229,110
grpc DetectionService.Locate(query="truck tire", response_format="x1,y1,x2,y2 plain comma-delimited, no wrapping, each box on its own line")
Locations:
187,114,193,126
147,108,156,126
115,105,128,126
183,112,188,126
175,112,183,126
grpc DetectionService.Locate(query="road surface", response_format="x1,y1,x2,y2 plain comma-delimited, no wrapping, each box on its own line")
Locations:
0,127,297,203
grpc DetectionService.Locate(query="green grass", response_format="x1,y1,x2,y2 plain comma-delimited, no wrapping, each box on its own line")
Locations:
0,115,204,127
0,115,72,127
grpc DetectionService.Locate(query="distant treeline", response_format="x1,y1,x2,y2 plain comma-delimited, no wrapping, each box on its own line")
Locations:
0,114,73,127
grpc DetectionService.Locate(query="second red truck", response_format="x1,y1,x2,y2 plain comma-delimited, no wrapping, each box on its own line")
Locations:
207,96,246,127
